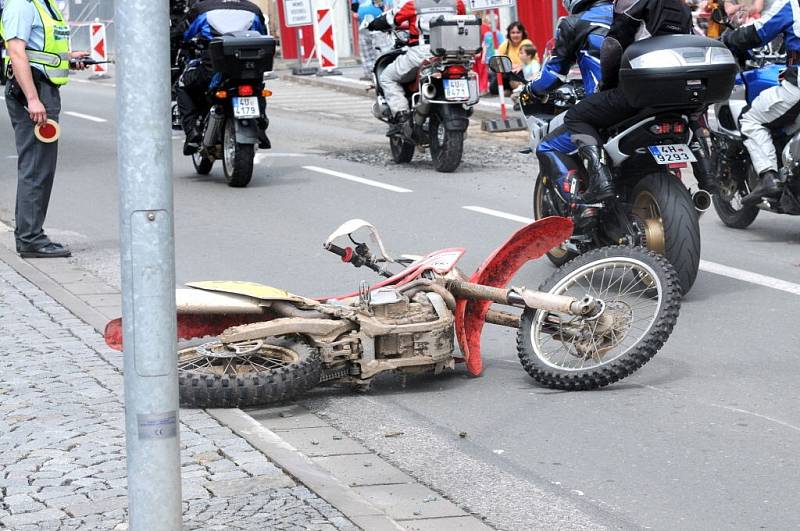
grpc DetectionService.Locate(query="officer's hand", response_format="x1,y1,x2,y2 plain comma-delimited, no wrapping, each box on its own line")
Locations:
27,99,48,125
69,51,91,71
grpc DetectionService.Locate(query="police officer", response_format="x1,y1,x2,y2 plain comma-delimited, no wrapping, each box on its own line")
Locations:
176,0,267,155
368,0,466,134
722,0,800,204
563,0,693,203
1,0,88,258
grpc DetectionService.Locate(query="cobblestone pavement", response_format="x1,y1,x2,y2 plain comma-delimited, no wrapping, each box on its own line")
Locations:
0,260,357,531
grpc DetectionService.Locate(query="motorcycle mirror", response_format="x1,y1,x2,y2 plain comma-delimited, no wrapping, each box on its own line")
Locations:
488,55,513,74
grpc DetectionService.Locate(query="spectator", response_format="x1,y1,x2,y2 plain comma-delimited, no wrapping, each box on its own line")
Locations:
479,14,504,94
353,0,392,81
493,21,533,95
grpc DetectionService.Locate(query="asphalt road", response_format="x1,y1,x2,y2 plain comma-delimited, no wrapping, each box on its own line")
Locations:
1,75,799,530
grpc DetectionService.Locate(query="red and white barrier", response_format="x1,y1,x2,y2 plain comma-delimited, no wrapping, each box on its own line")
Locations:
313,6,338,70
89,22,108,76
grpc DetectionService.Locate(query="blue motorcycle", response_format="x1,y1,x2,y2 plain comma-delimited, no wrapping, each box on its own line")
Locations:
708,46,800,227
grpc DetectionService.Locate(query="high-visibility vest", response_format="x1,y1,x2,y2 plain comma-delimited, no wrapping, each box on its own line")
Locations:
0,0,70,85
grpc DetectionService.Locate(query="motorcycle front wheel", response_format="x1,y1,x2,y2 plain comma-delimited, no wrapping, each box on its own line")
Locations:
192,152,213,175
389,135,415,163
222,118,254,188
178,335,321,408
516,246,681,390
429,113,464,173
533,174,577,267
712,166,760,229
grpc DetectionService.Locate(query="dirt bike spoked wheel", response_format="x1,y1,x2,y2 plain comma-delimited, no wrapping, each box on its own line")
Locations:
429,113,464,173
192,152,214,175
631,173,700,294
533,175,577,267
222,118,254,188
712,166,760,229
517,246,680,390
389,135,415,163
177,335,321,408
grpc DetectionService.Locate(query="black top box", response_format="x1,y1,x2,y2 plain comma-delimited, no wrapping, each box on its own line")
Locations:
619,34,738,108
209,31,276,81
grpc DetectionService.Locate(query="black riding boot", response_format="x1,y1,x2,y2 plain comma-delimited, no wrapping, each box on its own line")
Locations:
576,145,615,203
386,111,410,137
742,169,781,205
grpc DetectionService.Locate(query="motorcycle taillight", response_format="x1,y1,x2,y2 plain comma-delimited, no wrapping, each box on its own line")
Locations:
238,85,254,97
443,65,467,79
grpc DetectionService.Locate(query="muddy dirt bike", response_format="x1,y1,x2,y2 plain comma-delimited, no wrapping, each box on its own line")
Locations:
104,217,681,408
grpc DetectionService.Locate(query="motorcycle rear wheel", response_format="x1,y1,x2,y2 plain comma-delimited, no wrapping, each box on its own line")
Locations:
632,172,700,294
533,174,577,266
516,246,680,390
429,113,463,173
222,118,254,188
178,335,321,408
389,136,415,163
712,166,760,229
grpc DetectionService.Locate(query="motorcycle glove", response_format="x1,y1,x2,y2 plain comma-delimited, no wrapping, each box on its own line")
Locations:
367,14,391,32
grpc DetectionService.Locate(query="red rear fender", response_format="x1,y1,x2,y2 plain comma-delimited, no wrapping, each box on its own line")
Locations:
454,217,574,375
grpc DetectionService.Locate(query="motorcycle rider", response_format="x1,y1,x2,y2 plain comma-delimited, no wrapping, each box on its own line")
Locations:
176,0,267,155
528,0,613,203
367,0,466,135
721,0,800,204
562,0,693,203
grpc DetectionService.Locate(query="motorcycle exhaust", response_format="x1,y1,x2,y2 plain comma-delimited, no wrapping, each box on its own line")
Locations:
421,83,436,100
692,189,712,212
372,100,391,121
203,107,225,148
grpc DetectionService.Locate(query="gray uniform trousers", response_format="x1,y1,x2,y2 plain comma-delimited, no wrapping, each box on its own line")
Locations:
4,76,61,250
379,44,430,114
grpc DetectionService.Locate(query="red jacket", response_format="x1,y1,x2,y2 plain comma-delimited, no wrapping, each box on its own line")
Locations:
391,0,467,46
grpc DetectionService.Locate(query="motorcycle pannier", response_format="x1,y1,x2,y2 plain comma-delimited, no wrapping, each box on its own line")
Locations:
209,31,276,81
429,15,482,58
619,35,737,108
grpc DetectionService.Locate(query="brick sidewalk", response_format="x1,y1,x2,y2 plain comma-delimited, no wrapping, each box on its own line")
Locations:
0,260,356,531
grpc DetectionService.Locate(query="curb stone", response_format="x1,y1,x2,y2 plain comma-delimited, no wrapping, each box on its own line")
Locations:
0,229,493,531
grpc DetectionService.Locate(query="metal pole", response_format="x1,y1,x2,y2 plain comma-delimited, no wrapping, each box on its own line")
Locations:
116,0,182,529
552,0,559,35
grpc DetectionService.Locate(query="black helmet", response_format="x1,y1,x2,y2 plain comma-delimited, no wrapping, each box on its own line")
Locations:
562,0,594,14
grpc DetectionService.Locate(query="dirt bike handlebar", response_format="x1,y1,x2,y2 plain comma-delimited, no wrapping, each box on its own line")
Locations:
324,243,393,278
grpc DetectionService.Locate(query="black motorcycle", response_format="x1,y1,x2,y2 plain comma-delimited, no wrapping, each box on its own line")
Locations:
185,31,275,188
492,34,738,293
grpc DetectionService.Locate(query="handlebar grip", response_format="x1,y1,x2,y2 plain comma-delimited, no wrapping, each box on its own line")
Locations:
325,243,353,262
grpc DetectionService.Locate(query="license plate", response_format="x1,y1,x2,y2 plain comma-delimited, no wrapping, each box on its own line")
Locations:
443,79,469,101
233,96,259,118
647,144,697,164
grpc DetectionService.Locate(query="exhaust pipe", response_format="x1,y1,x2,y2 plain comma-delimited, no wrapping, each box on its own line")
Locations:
421,83,436,100
203,107,225,148
692,189,712,212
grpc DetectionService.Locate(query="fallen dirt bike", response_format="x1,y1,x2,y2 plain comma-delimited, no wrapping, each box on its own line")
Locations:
104,217,681,408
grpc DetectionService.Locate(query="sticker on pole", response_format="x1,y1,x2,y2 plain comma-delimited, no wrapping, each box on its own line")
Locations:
314,6,338,70
90,22,108,75
469,0,515,11
283,0,313,27
137,411,178,440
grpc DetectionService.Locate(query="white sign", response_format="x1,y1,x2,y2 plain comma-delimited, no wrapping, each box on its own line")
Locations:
284,0,314,27
469,0,515,11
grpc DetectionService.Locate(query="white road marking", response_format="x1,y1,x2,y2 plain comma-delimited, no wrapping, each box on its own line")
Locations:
303,165,412,193
0,220,12,232
463,206,533,224
64,111,107,123
699,259,800,296
465,205,800,297
0,95,4,100
6,156,18,160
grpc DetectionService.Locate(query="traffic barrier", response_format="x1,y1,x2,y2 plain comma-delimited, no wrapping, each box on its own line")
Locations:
89,22,109,78
313,5,341,75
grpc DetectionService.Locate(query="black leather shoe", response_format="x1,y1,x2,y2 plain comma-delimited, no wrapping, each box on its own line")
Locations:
742,170,782,205
183,129,203,156
18,242,71,258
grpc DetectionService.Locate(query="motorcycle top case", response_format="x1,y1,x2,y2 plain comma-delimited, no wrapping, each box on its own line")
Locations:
209,31,276,81
619,35,737,108
428,15,482,58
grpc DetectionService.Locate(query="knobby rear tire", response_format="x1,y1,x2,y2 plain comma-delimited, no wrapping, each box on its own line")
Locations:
178,336,321,408
516,246,681,390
